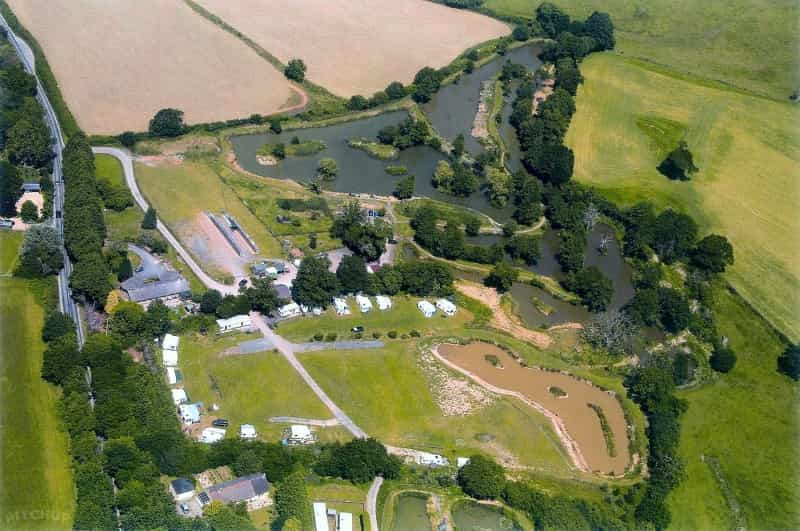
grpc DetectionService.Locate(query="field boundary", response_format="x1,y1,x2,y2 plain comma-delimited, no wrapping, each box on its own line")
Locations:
0,0,80,137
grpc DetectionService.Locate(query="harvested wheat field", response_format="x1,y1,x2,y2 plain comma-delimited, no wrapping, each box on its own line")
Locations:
6,0,296,134
195,0,509,96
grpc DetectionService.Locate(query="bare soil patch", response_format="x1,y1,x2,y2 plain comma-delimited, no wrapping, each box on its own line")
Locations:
194,0,509,96
177,213,247,280
456,280,552,348
7,0,294,134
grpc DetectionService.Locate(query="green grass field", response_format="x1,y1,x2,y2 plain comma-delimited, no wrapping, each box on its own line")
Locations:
135,160,282,257
564,53,800,341
308,481,369,531
0,234,74,528
178,332,345,441
300,342,574,476
484,0,799,99
667,286,799,529
275,296,471,342
0,230,23,273
95,153,124,186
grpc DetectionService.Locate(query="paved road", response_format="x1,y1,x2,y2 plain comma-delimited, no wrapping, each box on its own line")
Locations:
268,417,340,427
0,13,84,346
128,243,166,279
366,476,384,531
92,147,237,296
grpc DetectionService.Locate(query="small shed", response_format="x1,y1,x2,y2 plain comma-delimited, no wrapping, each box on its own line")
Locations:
240,424,257,439
355,294,372,313
417,300,436,318
216,314,253,333
436,298,457,316
375,295,392,311
171,388,188,405
162,334,180,351
163,349,178,367
170,478,195,502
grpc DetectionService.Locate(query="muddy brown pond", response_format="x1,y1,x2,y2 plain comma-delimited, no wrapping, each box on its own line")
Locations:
439,343,630,475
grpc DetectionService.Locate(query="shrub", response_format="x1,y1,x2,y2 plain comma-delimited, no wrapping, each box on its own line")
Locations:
313,333,324,342
325,332,338,342
148,108,184,137
777,344,800,380
709,345,736,373
20,200,38,222
410,330,421,337
141,207,157,230
457,454,504,499
387,330,398,339
372,332,382,339
42,311,75,342
284,59,307,82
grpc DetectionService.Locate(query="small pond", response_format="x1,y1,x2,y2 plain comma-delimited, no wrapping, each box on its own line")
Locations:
451,501,522,531
439,343,630,475
391,493,432,531
423,44,543,155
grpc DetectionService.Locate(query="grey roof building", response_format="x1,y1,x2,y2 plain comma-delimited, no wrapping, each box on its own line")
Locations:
121,270,190,303
199,473,269,505
274,283,291,301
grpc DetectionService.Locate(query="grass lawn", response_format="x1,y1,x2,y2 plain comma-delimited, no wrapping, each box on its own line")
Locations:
483,0,799,99
0,274,74,529
667,286,799,529
178,332,343,442
564,53,800,341
95,152,124,186
135,160,282,257
0,231,23,273
308,480,369,531
275,296,471,343
300,342,574,477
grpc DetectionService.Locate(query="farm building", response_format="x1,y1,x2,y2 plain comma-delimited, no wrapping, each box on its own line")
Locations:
216,314,253,333
199,427,226,444
333,298,350,316
355,294,372,313
375,295,392,311
198,473,269,506
338,512,353,531
285,425,315,445
417,300,436,318
166,367,183,385
171,388,188,405
163,334,180,351
21,182,41,192
179,403,201,424
240,424,257,439
278,302,301,318
163,349,178,367
436,298,457,316
121,271,190,306
170,478,195,502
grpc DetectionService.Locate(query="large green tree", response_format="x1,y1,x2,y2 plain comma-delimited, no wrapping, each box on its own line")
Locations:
291,255,340,307
148,108,184,137
0,161,22,217
691,234,734,273
457,454,505,499
336,254,369,294
18,224,63,276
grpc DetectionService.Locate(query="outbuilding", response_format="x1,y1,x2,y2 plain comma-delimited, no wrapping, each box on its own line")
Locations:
285,424,315,445
355,294,372,313
338,512,353,531
375,295,392,311
170,478,195,502
435,298,457,316
163,334,180,351
417,300,436,318
240,424,257,439
216,314,253,333
199,473,269,506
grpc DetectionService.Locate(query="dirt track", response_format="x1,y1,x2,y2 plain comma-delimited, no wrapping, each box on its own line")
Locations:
195,0,509,96
7,0,294,133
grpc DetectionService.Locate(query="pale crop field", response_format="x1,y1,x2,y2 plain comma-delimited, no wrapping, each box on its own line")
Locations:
194,0,509,97
6,0,295,134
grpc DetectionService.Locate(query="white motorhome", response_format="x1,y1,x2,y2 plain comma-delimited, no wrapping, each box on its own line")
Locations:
355,295,372,313
417,300,436,318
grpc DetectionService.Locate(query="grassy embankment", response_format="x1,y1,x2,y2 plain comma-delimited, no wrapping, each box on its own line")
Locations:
563,53,800,342
300,341,576,477
178,332,350,442
484,0,799,100
667,285,799,529
0,233,74,529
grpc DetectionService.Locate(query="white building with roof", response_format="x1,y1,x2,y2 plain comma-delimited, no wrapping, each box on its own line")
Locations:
285,424,315,445
338,512,353,531
199,427,226,443
375,295,392,311
216,314,253,333
163,334,180,351
355,294,372,313
417,300,436,318
171,388,188,405
313,502,328,531
166,367,177,385
240,424,257,439
436,298,457,316
457,457,471,468
179,403,201,424
333,297,350,316
163,349,178,367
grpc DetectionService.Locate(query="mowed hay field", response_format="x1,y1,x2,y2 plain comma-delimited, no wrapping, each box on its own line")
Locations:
0,235,74,529
484,0,799,99
6,0,295,134
564,54,800,341
194,0,509,96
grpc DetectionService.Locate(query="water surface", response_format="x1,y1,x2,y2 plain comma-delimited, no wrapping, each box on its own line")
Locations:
391,493,431,531
451,501,521,531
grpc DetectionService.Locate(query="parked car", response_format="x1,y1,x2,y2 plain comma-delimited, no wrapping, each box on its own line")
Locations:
135,265,144,273
179,504,189,515
351,326,364,333
212,419,229,428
